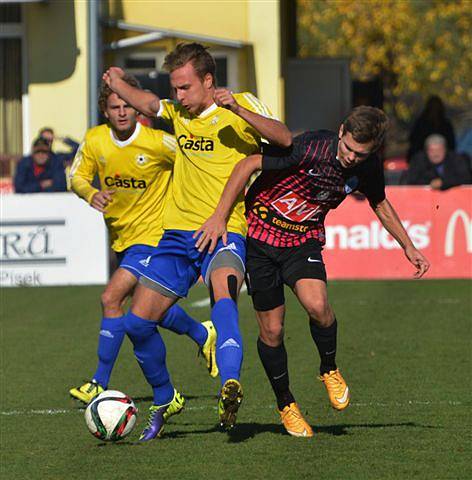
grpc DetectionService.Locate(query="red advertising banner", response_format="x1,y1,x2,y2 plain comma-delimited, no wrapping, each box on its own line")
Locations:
324,186,472,279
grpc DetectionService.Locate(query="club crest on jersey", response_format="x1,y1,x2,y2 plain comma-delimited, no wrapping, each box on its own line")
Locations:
252,202,269,219
344,176,359,194
177,134,214,152
316,191,330,201
98,156,106,164
135,153,148,166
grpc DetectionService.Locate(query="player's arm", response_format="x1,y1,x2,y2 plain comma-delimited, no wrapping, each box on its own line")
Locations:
214,89,292,148
371,198,430,278
103,67,160,117
195,136,304,252
194,154,263,252
69,139,114,213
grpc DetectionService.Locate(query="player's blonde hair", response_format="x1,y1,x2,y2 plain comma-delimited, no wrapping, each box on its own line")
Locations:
163,43,216,85
98,74,141,114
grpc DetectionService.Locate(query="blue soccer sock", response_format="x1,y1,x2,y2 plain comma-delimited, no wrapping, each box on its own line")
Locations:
93,316,126,388
123,311,174,406
211,298,243,385
160,304,207,346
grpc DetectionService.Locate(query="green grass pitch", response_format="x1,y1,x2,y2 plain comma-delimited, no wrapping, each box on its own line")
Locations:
1,280,471,479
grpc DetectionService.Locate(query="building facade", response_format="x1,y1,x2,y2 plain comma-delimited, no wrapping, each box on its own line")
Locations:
1,0,282,159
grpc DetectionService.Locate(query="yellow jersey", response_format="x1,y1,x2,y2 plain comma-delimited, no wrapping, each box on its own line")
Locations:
70,122,176,252
157,92,275,235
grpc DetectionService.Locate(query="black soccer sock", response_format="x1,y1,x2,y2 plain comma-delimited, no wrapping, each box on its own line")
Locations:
309,318,338,375
257,337,295,410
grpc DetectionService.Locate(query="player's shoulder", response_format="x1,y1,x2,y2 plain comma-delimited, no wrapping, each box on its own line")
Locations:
158,98,183,114
297,130,336,142
235,92,269,113
234,92,275,118
84,124,109,143
140,123,161,138
234,91,258,102
140,125,175,145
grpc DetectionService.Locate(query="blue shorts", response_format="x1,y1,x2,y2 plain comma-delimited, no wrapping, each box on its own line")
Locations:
116,244,159,279
138,230,246,297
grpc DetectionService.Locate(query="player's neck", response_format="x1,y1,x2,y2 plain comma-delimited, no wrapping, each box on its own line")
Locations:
194,89,216,116
112,124,137,142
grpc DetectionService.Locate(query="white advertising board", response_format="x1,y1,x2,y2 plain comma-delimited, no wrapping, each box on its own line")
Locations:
1,193,108,287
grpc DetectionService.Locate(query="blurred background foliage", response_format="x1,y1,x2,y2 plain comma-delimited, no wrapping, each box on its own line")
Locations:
297,0,472,126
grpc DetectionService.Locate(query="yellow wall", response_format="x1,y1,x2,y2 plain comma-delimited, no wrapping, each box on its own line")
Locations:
108,0,249,41
23,0,282,153
247,1,281,119
108,0,282,118
25,0,88,149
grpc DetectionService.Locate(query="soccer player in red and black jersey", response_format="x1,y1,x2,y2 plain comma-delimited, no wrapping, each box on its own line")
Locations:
195,106,430,437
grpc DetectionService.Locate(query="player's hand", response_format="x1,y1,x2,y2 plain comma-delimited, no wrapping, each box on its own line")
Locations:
102,67,125,89
91,189,115,212
193,214,228,254
214,88,240,113
40,179,53,189
430,178,442,190
404,244,430,278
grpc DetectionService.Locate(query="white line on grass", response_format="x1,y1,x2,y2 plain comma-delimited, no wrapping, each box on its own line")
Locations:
190,285,247,308
1,399,463,417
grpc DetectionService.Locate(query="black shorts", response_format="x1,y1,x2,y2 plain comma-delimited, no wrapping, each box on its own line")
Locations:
245,237,327,311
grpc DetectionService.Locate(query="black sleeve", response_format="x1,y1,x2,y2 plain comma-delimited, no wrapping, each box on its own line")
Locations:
261,133,307,170
357,156,386,206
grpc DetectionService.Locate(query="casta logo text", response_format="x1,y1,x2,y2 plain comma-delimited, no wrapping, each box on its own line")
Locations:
104,176,147,189
177,134,214,151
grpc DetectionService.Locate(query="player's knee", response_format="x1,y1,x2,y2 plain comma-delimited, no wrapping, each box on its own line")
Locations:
259,323,284,345
305,298,331,325
101,290,122,314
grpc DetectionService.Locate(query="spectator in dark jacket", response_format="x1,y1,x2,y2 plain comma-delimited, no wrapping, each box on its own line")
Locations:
407,95,456,161
14,137,67,193
39,127,79,165
405,134,471,190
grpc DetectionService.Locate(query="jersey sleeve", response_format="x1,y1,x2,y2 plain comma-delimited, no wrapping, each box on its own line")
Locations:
159,132,177,165
238,92,278,120
69,134,99,204
156,99,177,123
261,133,306,170
357,156,386,206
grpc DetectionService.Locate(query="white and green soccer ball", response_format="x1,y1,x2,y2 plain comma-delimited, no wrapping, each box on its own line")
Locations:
85,390,137,441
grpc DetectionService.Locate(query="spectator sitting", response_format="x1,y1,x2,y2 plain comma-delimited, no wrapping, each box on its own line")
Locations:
14,137,67,193
407,95,455,161
404,134,471,190
39,127,79,164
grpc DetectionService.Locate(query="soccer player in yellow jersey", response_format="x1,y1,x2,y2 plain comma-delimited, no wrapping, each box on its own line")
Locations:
68,76,218,426
104,43,292,439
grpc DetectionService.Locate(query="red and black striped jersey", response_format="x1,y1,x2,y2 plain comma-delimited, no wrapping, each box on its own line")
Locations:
245,130,385,247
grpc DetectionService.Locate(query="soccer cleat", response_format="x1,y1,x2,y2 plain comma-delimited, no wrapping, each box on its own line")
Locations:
139,390,185,442
218,379,243,430
199,321,219,378
278,403,314,438
69,380,104,404
319,369,350,410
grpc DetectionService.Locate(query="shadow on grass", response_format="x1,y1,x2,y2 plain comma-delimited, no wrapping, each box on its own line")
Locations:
316,421,440,436
132,393,217,403
95,421,440,446
162,422,285,442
